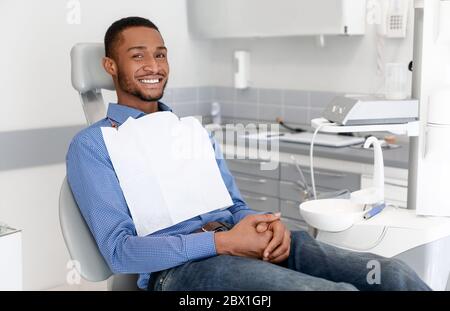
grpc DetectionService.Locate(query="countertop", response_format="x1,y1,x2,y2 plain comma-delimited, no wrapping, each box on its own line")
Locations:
209,121,409,169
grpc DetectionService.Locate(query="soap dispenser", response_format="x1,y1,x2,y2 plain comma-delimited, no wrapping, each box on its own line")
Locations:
351,136,385,205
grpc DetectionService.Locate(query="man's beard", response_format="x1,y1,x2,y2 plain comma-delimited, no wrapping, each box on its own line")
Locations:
117,70,167,102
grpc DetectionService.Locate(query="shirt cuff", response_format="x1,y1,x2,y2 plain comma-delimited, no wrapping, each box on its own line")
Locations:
184,231,218,260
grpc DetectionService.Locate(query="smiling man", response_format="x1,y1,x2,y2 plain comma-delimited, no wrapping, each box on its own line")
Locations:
103,19,169,113
66,16,430,291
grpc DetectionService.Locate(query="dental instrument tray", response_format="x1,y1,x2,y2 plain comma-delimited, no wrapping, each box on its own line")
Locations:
279,132,365,147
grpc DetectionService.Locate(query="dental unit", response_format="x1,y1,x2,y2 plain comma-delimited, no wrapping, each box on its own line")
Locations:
300,0,450,290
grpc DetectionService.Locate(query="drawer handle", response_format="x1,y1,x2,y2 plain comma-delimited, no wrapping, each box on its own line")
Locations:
302,169,345,178
384,181,407,188
242,194,268,201
235,176,267,184
233,159,271,165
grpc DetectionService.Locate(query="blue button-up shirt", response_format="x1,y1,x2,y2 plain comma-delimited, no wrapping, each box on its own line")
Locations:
66,102,259,289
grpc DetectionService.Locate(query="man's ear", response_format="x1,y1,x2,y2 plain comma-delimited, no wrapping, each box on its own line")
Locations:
102,57,117,77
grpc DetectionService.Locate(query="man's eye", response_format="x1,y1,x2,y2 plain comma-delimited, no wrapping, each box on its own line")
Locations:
156,53,166,59
132,54,143,59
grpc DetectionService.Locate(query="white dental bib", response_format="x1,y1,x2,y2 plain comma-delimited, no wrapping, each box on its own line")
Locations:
101,111,233,236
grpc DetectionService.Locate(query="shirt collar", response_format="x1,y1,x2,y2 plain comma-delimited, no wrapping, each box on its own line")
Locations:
106,102,172,125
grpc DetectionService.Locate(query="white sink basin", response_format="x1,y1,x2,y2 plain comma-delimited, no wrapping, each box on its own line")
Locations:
299,199,365,232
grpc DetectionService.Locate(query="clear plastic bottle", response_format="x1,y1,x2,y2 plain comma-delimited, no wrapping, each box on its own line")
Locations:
211,102,221,125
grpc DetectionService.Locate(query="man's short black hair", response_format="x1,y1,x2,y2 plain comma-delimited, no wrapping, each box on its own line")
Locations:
104,16,159,59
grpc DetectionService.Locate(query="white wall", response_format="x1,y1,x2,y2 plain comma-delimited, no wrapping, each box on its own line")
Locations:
0,0,210,290
206,2,415,96
0,0,211,132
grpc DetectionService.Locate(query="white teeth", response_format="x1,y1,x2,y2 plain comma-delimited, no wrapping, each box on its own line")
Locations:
140,79,159,84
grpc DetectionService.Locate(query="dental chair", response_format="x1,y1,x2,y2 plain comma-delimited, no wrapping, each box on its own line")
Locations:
58,43,139,291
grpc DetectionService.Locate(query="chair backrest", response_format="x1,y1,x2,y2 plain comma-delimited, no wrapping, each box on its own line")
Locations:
70,43,114,125
61,43,139,290
59,177,113,282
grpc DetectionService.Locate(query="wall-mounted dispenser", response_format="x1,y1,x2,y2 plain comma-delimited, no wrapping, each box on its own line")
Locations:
234,50,250,89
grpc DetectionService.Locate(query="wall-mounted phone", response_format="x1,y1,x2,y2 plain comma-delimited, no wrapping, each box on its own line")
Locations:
377,0,409,38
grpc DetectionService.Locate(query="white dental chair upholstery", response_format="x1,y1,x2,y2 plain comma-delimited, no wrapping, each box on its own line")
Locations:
59,43,139,291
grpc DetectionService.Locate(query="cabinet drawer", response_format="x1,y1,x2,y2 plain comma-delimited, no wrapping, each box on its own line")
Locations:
241,191,279,213
233,173,279,197
280,199,304,221
280,163,360,191
279,181,333,202
227,159,280,179
279,180,307,202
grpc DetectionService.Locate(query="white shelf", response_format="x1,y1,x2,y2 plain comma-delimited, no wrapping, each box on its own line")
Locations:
311,118,420,137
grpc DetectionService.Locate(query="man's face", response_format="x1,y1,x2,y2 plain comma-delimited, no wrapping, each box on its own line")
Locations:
113,26,169,102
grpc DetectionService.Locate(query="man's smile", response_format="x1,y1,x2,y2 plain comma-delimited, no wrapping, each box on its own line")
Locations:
137,75,165,88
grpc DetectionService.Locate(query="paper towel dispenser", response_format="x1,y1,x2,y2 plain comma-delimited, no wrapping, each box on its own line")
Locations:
187,0,366,38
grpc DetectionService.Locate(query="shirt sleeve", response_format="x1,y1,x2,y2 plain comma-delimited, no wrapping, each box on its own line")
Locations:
210,136,264,224
66,133,217,274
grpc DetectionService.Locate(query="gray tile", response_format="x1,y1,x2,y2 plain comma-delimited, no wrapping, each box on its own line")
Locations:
235,103,258,120
259,104,282,122
283,106,309,125
171,102,198,117
160,88,173,104
215,87,236,101
172,87,197,103
198,86,214,102
258,88,283,105
236,88,258,103
283,89,309,107
220,102,236,118
309,108,325,121
197,101,212,116
310,91,339,108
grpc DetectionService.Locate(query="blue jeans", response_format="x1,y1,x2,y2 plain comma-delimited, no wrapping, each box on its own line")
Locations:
148,230,431,291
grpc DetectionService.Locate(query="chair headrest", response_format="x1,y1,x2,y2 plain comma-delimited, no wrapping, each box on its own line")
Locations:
70,43,115,93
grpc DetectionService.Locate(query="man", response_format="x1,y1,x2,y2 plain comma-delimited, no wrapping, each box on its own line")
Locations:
67,16,430,291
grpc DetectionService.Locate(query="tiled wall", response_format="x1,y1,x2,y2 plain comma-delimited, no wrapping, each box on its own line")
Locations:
162,86,341,126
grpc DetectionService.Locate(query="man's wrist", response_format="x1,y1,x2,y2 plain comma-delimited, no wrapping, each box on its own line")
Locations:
214,231,233,255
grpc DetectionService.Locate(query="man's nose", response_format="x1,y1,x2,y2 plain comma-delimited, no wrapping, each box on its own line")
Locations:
142,57,159,73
